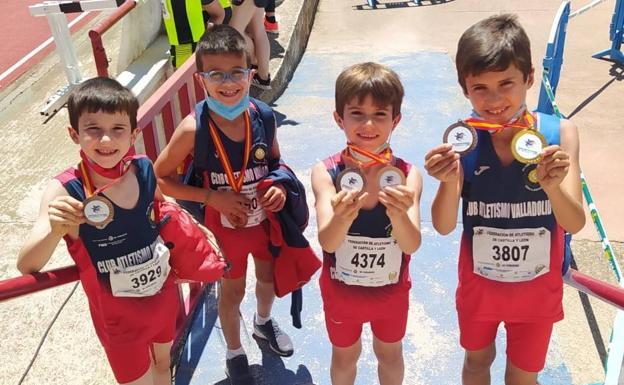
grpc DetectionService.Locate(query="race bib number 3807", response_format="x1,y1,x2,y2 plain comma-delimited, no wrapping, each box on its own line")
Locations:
472,226,551,283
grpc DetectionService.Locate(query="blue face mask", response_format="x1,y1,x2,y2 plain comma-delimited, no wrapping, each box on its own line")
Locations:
205,94,250,121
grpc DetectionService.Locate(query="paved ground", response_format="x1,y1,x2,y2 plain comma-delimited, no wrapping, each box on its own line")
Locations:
2,0,624,384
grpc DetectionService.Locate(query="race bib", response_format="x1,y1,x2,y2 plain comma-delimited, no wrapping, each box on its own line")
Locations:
219,182,267,229
109,239,170,297
472,226,551,282
332,235,402,287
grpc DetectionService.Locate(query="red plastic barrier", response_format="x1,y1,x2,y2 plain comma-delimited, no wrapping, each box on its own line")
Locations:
0,266,79,303
564,268,624,311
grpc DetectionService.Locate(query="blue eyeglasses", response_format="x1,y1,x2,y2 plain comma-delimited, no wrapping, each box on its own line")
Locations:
199,68,251,84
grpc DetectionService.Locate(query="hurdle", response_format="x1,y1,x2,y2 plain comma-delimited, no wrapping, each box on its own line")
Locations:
28,0,128,116
593,0,624,63
537,0,624,114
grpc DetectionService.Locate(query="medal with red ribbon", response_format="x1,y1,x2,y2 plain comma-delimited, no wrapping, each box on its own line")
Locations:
79,149,140,228
463,111,535,134
207,112,252,227
337,144,405,192
444,111,546,163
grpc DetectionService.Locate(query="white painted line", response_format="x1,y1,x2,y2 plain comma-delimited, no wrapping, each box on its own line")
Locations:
0,11,90,83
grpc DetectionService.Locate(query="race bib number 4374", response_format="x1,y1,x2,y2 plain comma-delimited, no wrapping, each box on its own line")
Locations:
332,235,402,287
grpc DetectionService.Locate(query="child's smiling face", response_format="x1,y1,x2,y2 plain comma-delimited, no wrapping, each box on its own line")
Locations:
334,94,401,151
464,62,534,124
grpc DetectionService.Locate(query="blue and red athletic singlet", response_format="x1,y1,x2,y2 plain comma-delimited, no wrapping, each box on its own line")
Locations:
319,153,413,322
194,101,274,232
458,116,565,323
56,157,177,347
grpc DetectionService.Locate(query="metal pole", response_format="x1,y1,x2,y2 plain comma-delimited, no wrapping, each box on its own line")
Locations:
46,12,82,85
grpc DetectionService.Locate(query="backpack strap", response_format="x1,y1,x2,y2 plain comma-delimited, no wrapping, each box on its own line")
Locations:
536,111,561,145
250,98,276,151
193,101,212,172
250,98,279,169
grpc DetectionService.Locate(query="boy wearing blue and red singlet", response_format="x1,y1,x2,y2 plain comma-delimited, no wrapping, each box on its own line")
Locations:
424,14,585,385
153,25,303,385
311,62,422,385
17,77,179,385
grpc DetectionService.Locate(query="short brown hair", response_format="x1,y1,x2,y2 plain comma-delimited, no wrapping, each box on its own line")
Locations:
195,24,251,72
67,77,138,132
456,14,532,93
335,62,404,118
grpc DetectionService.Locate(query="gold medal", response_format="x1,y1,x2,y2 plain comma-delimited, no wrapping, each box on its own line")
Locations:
443,121,477,156
511,129,546,164
336,168,366,194
378,165,405,188
522,164,542,192
251,143,268,164
83,195,114,228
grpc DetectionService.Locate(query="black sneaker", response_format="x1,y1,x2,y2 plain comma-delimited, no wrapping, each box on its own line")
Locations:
251,73,272,90
253,315,294,357
225,355,254,385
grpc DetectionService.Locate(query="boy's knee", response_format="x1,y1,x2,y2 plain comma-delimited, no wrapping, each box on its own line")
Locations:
332,352,359,370
152,356,171,375
220,285,246,304
464,349,496,373
256,277,274,287
374,346,403,367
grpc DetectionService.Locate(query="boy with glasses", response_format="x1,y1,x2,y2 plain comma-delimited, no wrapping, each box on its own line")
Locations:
154,25,293,385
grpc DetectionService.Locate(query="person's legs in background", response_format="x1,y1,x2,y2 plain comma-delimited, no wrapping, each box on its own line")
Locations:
264,0,278,34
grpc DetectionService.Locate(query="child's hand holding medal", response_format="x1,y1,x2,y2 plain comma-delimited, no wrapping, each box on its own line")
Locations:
444,112,547,164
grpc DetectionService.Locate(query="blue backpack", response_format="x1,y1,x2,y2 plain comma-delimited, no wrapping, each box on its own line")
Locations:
461,112,572,275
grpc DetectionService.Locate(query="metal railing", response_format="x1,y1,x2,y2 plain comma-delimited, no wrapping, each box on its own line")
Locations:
88,0,137,78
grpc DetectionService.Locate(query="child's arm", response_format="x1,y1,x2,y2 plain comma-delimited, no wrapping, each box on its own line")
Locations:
311,161,368,253
537,119,585,233
153,116,251,218
378,167,423,254
259,135,286,212
425,144,463,235
17,180,84,274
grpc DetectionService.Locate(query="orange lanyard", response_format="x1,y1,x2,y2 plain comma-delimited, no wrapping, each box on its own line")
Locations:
79,160,132,198
207,112,252,193
342,144,393,169
464,111,535,133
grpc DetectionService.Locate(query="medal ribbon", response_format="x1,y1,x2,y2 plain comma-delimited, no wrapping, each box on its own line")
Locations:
342,144,393,169
79,155,136,198
464,111,535,133
79,148,141,179
207,111,252,193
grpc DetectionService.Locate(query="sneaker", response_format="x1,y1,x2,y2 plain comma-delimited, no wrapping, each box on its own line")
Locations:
253,315,294,357
225,355,254,385
251,73,272,90
264,18,279,34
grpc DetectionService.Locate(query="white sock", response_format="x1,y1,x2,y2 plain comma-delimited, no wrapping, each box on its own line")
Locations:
255,313,271,325
226,347,245,359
